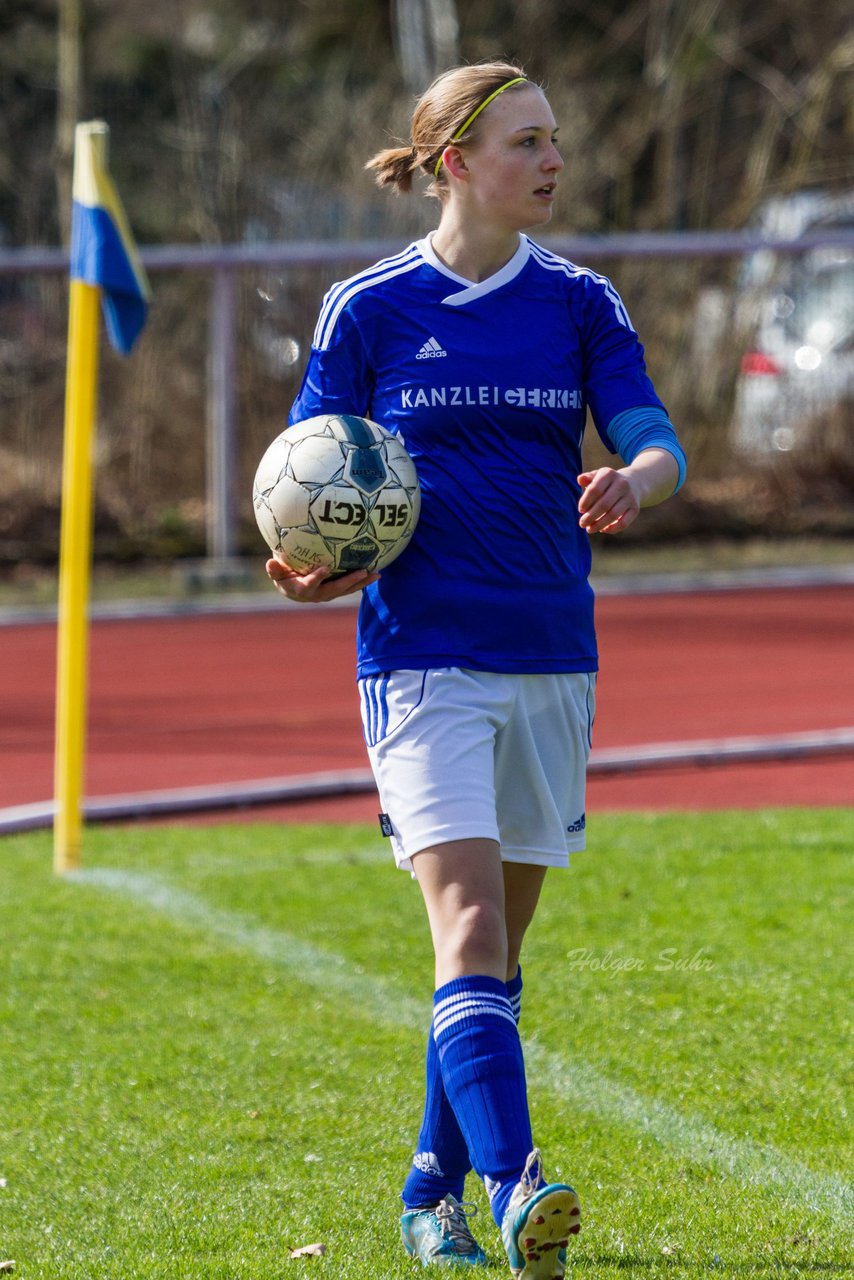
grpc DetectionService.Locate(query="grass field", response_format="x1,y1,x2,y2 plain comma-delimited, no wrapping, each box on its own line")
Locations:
1,810,851,1278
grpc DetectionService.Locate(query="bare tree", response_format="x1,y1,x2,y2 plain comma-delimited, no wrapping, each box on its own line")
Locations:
56,0,82,245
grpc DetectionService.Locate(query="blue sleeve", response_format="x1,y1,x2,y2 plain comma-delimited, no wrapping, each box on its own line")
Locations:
606,405,687,494
579,275,667,444
289,303,374,425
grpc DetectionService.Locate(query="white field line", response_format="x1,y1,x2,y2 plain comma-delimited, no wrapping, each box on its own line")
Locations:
72,866,853,1231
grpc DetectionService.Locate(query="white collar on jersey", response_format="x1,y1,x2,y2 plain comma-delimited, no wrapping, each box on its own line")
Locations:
419,232,531,306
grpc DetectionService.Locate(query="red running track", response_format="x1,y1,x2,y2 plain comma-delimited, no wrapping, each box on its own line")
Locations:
3,585,853,824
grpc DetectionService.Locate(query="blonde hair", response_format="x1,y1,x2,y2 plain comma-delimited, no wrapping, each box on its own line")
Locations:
366,61,534,196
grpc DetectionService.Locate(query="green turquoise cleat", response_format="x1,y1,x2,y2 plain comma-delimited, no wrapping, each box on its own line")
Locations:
401,1194,488,1268
500,1149,580,1279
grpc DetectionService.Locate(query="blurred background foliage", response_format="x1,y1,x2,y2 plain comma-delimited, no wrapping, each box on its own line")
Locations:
1,0,853,570
4,0,853,245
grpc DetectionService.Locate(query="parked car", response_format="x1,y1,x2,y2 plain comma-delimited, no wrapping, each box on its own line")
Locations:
731,190,854,453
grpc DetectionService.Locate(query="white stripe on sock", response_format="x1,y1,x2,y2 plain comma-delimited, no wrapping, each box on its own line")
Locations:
433,991,517,1039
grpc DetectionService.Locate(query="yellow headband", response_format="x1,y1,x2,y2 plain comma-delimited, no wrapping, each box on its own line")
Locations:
433,77,528,178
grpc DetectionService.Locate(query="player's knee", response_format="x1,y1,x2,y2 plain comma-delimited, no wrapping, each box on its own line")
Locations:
443,898,507,973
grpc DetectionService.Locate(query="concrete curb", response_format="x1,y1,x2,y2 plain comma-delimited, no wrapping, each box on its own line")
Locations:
2,562,852,628
4,727,852,835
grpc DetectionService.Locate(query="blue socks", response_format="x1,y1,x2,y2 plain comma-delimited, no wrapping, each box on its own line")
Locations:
400,1015,471,1207
402,969,529,1228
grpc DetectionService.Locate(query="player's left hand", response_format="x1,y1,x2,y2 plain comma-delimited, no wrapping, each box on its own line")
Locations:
577,467,640,535
266,555,380,603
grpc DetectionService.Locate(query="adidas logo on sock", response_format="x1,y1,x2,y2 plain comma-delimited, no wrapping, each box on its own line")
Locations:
416,336,447,359
412,1151,445,1177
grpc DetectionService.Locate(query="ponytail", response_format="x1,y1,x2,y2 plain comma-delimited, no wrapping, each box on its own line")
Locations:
365,144,433,195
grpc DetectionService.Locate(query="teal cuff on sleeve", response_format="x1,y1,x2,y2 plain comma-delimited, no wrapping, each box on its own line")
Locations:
606,406,687,494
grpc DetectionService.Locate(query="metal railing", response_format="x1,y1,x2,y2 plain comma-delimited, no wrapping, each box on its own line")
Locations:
3,228,853,567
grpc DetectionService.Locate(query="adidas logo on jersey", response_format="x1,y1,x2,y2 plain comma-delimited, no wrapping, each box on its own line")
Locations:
415,336,447,359
412,1151,445,1177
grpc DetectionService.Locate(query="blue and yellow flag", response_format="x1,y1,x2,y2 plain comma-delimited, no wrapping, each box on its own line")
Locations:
69,121,150,355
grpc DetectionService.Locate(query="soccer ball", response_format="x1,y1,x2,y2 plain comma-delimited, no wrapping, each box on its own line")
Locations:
253,413,421,577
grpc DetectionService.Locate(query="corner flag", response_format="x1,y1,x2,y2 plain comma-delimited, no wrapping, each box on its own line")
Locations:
70,120,150,353
54,121,149,874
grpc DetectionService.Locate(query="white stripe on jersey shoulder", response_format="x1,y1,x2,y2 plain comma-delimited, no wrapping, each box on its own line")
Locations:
312,242,426,350
420,233,531,308
527,238,635,331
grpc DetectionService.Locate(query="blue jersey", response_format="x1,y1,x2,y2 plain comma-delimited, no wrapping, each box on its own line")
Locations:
290,234,667,678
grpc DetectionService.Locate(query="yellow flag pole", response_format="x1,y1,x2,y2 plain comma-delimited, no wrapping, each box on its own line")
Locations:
53,173,102,874
53,121,148,873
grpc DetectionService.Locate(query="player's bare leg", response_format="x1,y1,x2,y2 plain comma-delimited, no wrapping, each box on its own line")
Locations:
502,861,548,982
412,838,507,985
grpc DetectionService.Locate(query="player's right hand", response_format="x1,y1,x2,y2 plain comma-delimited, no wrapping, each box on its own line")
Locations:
266,555,379,603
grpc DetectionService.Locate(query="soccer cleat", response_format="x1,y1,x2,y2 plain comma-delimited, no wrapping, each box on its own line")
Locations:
401,1194,488,1268
500,1149,581,1279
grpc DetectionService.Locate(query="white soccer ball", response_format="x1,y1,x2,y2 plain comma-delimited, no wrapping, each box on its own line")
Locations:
253,413,421,576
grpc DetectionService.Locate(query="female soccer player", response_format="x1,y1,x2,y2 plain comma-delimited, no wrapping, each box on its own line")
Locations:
267,62,686,1278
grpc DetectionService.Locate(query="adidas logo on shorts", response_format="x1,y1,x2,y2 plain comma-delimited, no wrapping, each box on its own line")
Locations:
416,336,447,359
566,813,586,833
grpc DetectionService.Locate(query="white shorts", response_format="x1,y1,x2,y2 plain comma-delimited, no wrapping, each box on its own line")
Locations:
358,668,596,872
